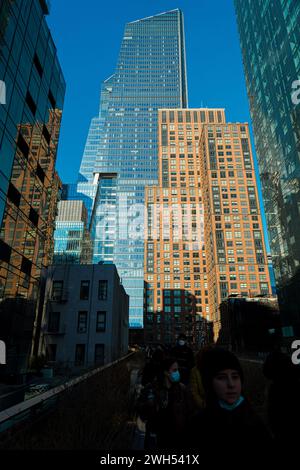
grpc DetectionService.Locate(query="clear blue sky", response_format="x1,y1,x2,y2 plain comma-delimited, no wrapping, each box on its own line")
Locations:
47,0,270,251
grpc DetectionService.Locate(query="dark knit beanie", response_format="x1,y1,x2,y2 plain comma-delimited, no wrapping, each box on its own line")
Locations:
200,348,244,391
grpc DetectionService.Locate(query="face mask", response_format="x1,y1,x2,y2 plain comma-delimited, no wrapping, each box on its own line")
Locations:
219,396,244,411
170,371,180,383
178,340,185,346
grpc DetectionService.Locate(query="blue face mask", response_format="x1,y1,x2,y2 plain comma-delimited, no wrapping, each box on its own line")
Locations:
170,371,180,383
219,396,244,411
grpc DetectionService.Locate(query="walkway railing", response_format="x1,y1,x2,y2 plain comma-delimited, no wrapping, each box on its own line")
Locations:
0,352,135,442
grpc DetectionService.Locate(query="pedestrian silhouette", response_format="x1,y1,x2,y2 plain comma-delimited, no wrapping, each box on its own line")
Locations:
137,356,190,450
263,350,300,446
170,334,194,385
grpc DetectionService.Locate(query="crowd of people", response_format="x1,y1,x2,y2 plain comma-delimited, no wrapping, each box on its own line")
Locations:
136,334,300,453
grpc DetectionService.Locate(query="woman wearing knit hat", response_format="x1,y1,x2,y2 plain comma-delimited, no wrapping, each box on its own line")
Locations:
189,348,272,451
137,356,190,450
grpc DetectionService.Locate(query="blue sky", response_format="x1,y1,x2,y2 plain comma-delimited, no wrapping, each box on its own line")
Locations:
47,0,270,251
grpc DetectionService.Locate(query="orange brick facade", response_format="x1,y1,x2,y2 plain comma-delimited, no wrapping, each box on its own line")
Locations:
144,109,271,346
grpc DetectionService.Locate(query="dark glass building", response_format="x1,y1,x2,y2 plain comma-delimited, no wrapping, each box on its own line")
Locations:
234,0,300,337
0,0,65,376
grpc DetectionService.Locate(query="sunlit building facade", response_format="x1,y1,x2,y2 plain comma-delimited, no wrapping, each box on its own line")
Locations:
144,109,271,344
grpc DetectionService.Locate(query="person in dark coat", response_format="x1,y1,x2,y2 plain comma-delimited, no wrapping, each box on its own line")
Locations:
189,348,272,452
141,345,166,386
137,356,190,450
263,350,300,446
170,334,195,385
189,349,207,414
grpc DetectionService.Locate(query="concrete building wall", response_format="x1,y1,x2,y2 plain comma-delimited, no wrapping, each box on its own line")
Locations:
40,264,129,370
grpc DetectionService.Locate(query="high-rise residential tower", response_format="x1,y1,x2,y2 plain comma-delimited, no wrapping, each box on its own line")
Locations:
0,0,65,375
234,0,300,336
144,109,271,344
77,10,188,328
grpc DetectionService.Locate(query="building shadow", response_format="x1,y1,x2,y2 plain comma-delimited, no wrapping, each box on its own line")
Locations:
0,296,36,383
216,295,281,355
144,285,214,349
277,267,300,340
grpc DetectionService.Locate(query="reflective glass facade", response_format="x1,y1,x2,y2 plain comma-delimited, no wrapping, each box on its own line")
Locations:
235,0,300,334
0,0,65,374
78,10,188,328
54,200,92,265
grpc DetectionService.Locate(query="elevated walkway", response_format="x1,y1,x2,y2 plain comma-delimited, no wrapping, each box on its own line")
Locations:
0,352,272,451
0,351,145,450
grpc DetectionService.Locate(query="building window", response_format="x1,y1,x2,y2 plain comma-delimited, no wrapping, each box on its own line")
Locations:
21,256,32,275
47,344,57,362
0,240,11,263
48,311,60,333
26,90,37,116
208,111,214,123
29,207,39,227
95,344,105,366
7,183,21,207
34,53,43,77
96,311,106,332
80,280,90,300
98,280,108,300
77,311,88,333
52,281,63,300
75,344,85,366
17,133,29,159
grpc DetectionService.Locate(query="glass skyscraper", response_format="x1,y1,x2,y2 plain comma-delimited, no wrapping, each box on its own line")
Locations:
53,200,92,265
234,0,300,336
78,9,188,328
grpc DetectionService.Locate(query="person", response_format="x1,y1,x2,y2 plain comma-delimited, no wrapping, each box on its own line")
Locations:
170,334,195,385
141,345,166,386
189,348,272,451
137,356,190,450
189,349,206,413
263,350,300,445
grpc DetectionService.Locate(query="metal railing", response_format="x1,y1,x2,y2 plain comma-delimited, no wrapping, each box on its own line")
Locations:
0,352,135,437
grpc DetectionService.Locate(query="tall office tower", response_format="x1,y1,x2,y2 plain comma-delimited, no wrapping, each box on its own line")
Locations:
144,109,271,344
0,0,65,375
234,0,300,336
78,10,188,328
53,200,92,265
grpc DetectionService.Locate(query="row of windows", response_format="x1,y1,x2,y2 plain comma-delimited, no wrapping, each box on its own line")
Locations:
47,343,105,367
161,110,224,124
48,311,107,334
52,280,108,301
